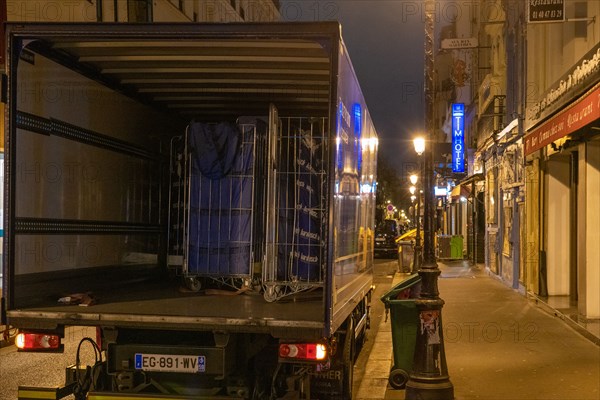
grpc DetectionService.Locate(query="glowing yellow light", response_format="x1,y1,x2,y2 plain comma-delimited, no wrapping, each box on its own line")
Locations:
316,344,327,360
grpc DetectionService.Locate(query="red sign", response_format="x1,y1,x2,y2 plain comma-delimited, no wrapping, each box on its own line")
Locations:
525,85,600,156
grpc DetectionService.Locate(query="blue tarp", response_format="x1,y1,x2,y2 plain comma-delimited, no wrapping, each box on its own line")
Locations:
189,121,240,179
187,122,253,276
185,121,324,283
277,130,324,282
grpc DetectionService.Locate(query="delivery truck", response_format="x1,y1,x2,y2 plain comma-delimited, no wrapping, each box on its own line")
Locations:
0,22,379,400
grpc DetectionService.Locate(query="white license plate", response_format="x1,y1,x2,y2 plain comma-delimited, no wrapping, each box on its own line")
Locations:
134,353,206,373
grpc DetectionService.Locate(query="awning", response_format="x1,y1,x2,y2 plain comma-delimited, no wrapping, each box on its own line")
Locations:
525,83,600,156
457,173,485,186
450,184,471,201
450,173,484,201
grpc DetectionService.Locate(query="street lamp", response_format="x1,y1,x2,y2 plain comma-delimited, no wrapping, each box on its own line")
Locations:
409,174,421,274
413,137,425,156
405,5,454,396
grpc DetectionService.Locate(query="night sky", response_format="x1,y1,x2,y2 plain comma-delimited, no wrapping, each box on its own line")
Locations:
280,0,426,178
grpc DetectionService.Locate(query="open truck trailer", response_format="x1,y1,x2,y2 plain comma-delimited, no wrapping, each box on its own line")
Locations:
1,22,378,400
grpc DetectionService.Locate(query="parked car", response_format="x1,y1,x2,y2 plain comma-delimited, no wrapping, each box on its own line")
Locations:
375,219,400,258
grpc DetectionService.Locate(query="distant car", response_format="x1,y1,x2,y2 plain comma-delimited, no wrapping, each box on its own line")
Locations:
374,219,400,258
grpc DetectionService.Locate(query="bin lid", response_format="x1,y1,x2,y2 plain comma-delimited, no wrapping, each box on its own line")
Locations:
380,274,422,305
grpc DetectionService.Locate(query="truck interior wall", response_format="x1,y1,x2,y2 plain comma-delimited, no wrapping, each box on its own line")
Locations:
16,49,182,147
10,46,182,307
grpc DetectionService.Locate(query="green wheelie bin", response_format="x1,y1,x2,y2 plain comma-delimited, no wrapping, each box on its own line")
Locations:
380,273,422,389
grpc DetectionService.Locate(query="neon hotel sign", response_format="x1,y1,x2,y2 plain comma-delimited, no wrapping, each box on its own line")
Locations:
452,103,465,173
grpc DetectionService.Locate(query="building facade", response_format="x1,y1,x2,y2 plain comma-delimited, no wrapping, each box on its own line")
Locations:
5,0,280,23
434,0,599,328
524,1,600,319
475,0,527,290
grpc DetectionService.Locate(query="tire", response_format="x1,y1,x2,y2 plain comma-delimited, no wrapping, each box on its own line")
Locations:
342,317,355,398
389,368,410,390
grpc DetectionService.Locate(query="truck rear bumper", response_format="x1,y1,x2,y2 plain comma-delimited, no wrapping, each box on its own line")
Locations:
87,393,236,400
19,387,240,400
18,385,75,400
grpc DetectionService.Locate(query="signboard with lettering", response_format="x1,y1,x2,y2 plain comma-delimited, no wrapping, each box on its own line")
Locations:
526,44,600,129
524,85,600,156
528,0,565,23
441,38,478,50
452,103,465,173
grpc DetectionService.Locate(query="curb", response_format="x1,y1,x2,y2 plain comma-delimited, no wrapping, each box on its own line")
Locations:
355,272,404,399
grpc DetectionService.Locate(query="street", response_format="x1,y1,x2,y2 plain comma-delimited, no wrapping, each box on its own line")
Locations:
0,2,599,400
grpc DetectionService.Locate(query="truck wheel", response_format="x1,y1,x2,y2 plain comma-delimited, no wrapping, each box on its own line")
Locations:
389,368,409,389
342,317,355,398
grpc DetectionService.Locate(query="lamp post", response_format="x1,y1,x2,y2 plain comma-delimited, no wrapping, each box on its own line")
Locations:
409,173,421,274
410,195,417,231
406,144,454,400
405,0,454,397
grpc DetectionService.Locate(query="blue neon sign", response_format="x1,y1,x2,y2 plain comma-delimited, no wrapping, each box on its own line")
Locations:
353,103,362,172
452,103,465,173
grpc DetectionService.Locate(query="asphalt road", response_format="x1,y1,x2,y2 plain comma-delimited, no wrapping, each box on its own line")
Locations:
0,258,398,400
0,326,98,400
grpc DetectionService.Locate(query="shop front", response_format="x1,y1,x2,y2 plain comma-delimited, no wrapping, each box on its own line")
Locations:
524,82,600,319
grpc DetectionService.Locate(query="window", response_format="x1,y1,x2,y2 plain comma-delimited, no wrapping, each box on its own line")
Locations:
128,0,152,22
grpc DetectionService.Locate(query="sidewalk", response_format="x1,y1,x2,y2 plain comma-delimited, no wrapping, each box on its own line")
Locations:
358,260,600,400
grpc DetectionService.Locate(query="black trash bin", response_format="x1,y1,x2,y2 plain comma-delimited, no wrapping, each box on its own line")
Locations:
380,273,421,389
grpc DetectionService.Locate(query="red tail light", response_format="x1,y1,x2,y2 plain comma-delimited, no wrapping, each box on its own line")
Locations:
279,343,328,361
15,332,62,352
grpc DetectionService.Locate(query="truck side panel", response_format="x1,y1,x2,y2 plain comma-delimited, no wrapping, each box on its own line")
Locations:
329,41,377,335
